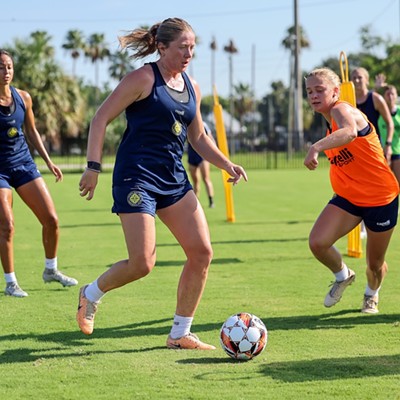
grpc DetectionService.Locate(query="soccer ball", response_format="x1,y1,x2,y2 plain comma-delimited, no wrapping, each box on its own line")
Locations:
220,312,267,360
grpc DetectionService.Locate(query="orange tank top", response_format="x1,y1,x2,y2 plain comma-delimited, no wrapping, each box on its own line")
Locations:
324,106,399,207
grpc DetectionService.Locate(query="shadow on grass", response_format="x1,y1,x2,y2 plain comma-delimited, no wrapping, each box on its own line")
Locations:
232,219,315,226
155,258,243,267
156,237,308,248
178,353,400,382
261,309,400,331
259,354,400,381
1,309,399,365
61,221,120,229
0,317,172,364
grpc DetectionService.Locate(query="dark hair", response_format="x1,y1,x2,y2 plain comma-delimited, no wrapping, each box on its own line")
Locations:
0,49,13,63
118,17,194,59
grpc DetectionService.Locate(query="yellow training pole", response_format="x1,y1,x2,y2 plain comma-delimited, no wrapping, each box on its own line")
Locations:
339,51,362,258
213,85,235,222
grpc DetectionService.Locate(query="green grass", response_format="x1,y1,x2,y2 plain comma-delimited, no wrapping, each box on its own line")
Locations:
1,169,400,399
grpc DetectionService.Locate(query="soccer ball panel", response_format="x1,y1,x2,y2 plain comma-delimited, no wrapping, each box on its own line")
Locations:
229,326,246,342
220,312,267,360
223,315,241,328
238,339,253,353
246,326,261,342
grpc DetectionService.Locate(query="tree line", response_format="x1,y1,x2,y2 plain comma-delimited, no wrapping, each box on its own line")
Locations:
2,25,399,155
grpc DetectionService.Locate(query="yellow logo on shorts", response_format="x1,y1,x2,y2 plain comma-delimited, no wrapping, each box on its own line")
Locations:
7,127,18,138
127,191,142,207
171,121,182,136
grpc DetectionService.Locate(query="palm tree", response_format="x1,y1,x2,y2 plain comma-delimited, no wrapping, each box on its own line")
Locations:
223,39,238,154
210,36,217,94
281,25,310,51
84,33,110,89
12,32,86,152
62,30,85,77
282,24,310,152
15,31,54,85
108,49,135,82
30,31,55,59
233,83,254,130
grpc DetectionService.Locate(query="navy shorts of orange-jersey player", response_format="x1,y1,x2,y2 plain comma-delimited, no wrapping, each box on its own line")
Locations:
329,194,398,232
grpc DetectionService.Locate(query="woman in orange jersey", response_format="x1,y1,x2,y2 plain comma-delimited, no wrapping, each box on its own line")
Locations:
304,67,399,314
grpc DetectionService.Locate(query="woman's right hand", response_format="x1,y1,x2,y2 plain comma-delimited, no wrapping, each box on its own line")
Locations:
79,169,99,200
304,146,319,170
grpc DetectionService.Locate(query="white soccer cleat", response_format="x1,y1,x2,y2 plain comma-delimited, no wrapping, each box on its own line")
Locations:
324,269,355,307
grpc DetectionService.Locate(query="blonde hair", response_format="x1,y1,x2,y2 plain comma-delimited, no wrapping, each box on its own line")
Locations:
305,68,342,98
351,67,369,82
306,67,341,88
118,17,194,60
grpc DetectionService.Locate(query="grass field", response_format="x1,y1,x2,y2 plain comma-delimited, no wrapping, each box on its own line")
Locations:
1,169,399,399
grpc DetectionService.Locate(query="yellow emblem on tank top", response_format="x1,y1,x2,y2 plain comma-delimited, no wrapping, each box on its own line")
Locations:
7,127,18,138
171,121,182,136
127,191,142,207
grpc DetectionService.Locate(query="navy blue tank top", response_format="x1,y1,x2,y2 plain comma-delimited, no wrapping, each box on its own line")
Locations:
0,86,33,170
357,91,381,137
113,63,197,194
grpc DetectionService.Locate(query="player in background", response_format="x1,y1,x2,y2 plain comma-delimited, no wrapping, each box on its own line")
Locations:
76,18,247,349
187,121,215,208
374,75,400,185
350,67,394,239
304,67,399,314
351,67,394,161
0,49,78,297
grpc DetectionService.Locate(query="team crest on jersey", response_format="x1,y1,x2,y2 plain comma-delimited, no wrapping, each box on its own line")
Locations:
171,121,182,136
127,191,142,207
7,127,18,138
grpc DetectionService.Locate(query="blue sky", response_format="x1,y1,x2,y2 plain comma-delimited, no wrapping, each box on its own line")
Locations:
2,0,399,99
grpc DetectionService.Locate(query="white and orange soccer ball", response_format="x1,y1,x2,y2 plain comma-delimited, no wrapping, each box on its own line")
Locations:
220,312,267,360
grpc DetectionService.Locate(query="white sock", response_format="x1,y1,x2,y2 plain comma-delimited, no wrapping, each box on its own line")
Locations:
334,263,349,282
169,314,193,339
45,257,57,271
365,285,380,297
4,272,17,284
84,280,105,303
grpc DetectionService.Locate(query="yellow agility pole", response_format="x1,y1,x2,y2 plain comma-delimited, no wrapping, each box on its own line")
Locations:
213,85,235,222
339,51,362,258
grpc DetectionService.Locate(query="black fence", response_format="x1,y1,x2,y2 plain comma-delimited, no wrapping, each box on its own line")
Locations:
34,150,330,173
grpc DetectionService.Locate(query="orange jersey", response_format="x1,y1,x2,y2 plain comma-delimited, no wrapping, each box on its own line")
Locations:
324,107,399,207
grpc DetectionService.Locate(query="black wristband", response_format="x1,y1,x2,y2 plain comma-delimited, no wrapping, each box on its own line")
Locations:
386,141,392,146
87,161,101,172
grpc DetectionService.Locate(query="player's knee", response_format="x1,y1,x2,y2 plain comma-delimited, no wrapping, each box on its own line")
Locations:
368,259,388,275
0,219,14,241
43,213,59,231
308,234,326,256
129,254,155,278
190,244,213,268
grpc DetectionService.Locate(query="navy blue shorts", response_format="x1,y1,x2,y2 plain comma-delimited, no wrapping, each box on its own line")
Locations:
329,194,398,232
188,145,203,167
0,161,42,189
112,181,193,216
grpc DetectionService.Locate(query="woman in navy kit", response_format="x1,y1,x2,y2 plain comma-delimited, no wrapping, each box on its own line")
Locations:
0,50,77,297
77,18,247,350
187,121,215,208
350,67,394,239
350,67,394,160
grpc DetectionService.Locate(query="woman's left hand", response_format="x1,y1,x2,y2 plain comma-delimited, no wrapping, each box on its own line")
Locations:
226,164,248,185
47,161,63,182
